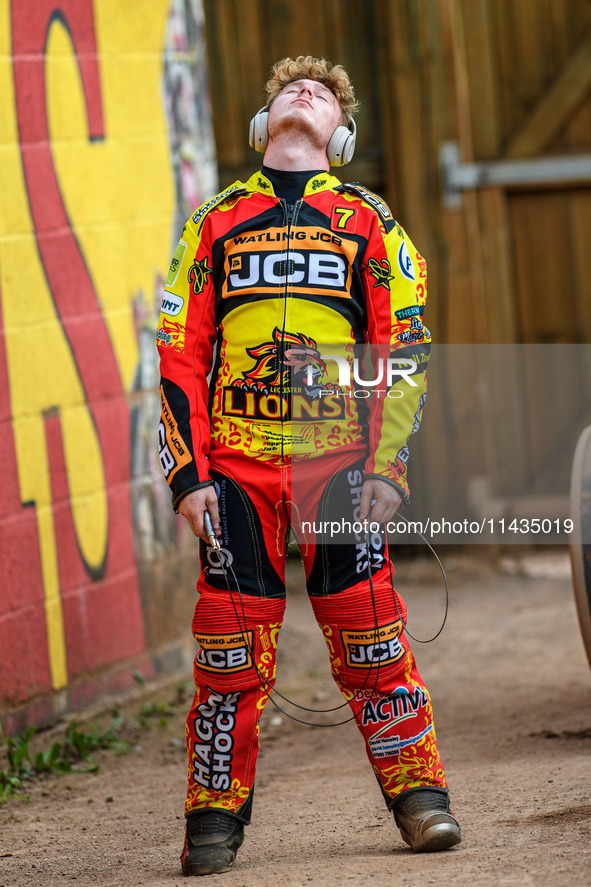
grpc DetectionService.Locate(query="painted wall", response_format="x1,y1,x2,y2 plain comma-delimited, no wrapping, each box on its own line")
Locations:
0,0,217,734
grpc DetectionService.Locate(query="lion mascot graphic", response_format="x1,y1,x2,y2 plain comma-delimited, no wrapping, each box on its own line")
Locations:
234,327,330,400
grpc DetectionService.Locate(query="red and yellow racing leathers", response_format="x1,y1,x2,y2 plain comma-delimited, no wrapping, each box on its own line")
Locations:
157,170,447,823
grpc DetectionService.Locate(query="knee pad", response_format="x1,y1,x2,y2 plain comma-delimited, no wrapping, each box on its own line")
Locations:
310,572,411,693
192,589,285,692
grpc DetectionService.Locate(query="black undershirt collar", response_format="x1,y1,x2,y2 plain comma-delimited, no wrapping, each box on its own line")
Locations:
261,165,327,204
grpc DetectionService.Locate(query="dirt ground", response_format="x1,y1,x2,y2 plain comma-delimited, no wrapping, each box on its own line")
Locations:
1,548,590,887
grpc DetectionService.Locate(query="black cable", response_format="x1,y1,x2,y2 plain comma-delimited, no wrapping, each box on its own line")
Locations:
221,550,382,727
205,512,448,728
386,512,449,643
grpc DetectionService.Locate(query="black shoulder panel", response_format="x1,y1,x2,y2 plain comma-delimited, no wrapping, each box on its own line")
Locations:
191,184,248,231
336,182,397,234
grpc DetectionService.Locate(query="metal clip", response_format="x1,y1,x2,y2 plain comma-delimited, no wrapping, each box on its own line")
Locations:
204,511,221,550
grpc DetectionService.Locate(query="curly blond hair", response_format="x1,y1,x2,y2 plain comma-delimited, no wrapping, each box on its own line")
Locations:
265,55,358,122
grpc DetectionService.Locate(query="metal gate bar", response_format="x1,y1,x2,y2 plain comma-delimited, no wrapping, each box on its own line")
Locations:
441,141,591,207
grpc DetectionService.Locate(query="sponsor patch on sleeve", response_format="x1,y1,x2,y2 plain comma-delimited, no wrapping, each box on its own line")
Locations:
398,241,415,280
158,387,192,482
166,239,187,287
160,292,185,317
331,205,358,233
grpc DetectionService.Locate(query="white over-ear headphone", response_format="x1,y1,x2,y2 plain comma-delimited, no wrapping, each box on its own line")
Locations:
248,106,357,167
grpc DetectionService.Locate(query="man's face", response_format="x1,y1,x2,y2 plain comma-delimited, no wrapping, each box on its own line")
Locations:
267,79,343,149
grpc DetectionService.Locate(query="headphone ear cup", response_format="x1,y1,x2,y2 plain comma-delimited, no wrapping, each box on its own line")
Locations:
249,108,269,153
327,119,357,166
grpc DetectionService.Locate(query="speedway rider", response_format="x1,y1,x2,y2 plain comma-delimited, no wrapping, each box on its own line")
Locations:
157,55,462,876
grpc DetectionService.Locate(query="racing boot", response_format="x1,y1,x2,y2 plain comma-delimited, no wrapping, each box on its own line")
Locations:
393,787,461,852
181,809,245,875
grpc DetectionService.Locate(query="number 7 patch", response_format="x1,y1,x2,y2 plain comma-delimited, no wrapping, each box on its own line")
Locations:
331,205,358,233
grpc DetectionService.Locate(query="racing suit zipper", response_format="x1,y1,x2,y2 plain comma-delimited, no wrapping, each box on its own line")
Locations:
279,200,299,464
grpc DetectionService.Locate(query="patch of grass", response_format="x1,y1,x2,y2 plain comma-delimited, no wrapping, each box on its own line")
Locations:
0,677,192,803
135,701,176,730
33,741,73,776
134,682,191,730
131,670,146,688
1,727,35,802
0,715,129,803
65,715,129,759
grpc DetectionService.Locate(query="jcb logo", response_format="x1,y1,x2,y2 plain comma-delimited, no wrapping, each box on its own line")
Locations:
159,389,192,482
341,620,405,669
225,249,347,298
158,420,175,478
194,632,253,673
